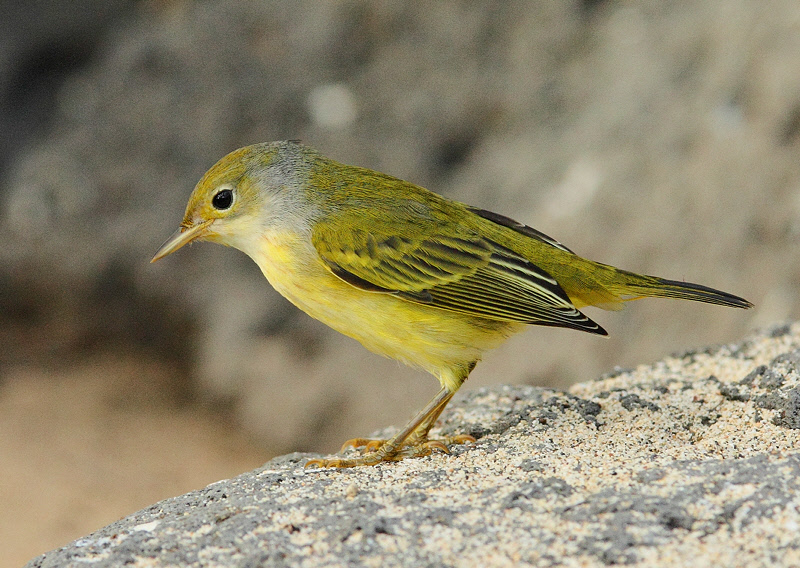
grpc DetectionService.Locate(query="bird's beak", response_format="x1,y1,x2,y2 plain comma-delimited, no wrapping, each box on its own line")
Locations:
151,219,214,263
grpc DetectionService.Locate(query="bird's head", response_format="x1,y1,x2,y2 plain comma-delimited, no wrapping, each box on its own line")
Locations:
151,141,318,262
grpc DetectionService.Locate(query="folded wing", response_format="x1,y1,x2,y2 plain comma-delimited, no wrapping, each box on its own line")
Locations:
312,209,607,336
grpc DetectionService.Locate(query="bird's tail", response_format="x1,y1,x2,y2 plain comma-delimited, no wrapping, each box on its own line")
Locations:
612,270,753,309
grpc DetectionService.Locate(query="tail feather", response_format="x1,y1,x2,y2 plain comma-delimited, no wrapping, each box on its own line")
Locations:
618,272,753,309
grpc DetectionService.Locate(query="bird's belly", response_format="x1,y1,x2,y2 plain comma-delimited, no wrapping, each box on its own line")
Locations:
248,234,522,387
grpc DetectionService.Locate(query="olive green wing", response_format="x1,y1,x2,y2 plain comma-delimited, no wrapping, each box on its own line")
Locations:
311,210,607,335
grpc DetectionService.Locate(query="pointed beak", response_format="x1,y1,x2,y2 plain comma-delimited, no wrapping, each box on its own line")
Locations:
151,219,214,263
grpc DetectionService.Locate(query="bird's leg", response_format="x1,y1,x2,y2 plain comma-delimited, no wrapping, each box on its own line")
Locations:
305,386,474,468
400,390,475,454
340,390,455,453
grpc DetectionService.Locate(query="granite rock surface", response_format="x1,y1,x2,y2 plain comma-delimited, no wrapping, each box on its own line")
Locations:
27,323,800,567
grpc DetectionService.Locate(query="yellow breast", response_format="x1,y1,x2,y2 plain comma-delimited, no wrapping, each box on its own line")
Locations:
246,231,521,390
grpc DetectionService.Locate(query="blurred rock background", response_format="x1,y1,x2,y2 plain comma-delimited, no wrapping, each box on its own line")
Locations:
1,0,796,564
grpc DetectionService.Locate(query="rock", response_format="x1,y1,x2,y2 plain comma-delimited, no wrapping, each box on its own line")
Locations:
26,323,800,567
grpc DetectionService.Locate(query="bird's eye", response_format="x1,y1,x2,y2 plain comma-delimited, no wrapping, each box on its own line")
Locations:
212,188,234,210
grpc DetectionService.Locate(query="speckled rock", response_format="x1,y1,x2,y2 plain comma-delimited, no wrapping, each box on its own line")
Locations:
26,323,800,567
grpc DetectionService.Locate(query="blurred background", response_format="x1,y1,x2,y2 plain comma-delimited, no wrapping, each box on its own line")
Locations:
2,0,797,564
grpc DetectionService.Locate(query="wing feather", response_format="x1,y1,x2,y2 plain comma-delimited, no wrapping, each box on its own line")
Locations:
312,209,607,335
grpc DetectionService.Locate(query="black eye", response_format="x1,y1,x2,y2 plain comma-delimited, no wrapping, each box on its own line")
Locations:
212,188,234,210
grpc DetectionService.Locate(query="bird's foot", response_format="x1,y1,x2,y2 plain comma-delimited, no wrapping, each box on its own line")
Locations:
304,434,475,469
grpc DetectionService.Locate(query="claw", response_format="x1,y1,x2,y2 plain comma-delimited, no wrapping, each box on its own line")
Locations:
306,433,475,468
305,458,339,468
385,440,447,461
305,387,473,468
421,440,449,454
339,437,388,454
340,437,380,452
305,451,386,468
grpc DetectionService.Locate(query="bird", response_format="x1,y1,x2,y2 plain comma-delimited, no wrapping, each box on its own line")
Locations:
152,140,753,468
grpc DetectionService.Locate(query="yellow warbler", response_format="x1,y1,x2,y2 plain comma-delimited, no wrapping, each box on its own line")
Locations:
152,141,752,468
